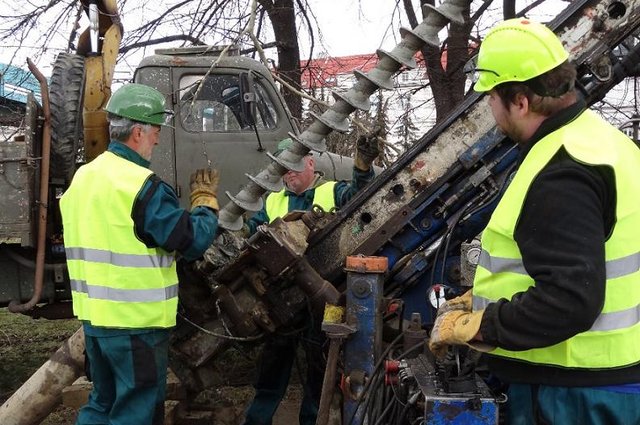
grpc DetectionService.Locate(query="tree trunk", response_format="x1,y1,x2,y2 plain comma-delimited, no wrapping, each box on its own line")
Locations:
425,15,472,123
259,0,303,119
0,327,85,425
404,0,472,124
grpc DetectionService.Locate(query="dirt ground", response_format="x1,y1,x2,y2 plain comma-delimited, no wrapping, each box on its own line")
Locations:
0,308,304,425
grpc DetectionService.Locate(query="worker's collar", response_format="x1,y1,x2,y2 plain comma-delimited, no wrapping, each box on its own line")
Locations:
519,98,586,160
108,141,151,168
283,172,324,196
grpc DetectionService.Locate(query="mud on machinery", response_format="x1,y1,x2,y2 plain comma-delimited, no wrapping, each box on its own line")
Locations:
0,0,353,318
170,0,640,423
2,0,640,423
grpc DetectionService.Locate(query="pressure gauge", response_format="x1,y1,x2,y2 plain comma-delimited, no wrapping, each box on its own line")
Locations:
428,284,448,309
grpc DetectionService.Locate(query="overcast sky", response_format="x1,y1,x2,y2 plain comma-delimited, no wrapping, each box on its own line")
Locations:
0,0,571,78
0,1,636,128
0,1,403,79
300,0,401,58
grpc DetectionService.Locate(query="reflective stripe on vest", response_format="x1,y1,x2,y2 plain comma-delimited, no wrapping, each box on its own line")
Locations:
473,110,640,369
65,247,176,268
70,280,178,302
59,151,178,328
265,181,337,222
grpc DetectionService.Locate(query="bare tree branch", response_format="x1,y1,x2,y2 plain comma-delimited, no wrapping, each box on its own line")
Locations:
120,35,206,54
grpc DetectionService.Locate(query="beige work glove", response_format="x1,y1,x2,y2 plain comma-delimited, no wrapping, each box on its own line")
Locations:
354,128,381,171
429,291,495,359
190,169,219,211
437,289,472,314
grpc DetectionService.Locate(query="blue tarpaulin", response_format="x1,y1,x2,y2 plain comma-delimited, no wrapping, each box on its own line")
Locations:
0,63,41,105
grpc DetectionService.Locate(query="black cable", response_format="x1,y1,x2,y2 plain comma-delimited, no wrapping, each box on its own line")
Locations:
367,381,384,423
427,229,448,299
364,384,378,422
372,398,395,425
431,161,518,297
394,341,426,361
390,376,407,416
362,371,385,424
395,396,415,425
438,197,479,284
390,397,402,425
362,340,417,423
392,386,410,425
347,332,405,425
411,417,425,425
635,76,638,113
439,221,458,284
374,384,392,420
388,386,402,423
428,231,444,286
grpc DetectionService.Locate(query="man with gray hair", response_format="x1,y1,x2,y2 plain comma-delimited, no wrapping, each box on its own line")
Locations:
60,83,220,425
243,133,380,425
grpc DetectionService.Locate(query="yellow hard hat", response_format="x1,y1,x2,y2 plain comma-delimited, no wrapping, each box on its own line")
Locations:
473,19,569,92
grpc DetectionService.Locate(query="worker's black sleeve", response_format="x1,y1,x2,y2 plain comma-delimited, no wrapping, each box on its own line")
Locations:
480,148,615,350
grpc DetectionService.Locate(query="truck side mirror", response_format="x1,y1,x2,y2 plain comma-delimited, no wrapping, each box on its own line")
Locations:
239,71,256,127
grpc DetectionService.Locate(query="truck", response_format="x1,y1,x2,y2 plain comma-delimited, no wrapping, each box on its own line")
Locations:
0,2,354,320
2,0,640,423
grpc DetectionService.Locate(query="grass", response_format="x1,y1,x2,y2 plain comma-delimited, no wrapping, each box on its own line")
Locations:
0,308,80,400
0,308,305,424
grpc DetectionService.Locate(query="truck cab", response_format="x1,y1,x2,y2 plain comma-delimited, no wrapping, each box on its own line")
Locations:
0,46,355,313
134,46,353,208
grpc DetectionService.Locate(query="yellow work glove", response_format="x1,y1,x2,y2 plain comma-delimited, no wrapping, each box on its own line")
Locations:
429,309,486,359
190,169,219,211
354,128,381,171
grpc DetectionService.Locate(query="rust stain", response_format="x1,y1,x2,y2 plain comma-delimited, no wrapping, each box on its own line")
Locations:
412,160,426,170
171,57,187,66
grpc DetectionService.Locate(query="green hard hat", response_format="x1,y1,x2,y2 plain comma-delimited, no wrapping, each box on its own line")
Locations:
474,19,569,92
274,137,294,157
105,83,169,126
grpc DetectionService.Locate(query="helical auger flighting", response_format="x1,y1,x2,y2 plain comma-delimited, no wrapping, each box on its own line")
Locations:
217,0,471,230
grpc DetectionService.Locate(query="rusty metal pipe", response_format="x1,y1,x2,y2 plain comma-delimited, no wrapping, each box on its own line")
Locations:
293,259,341,312
8,58,52,314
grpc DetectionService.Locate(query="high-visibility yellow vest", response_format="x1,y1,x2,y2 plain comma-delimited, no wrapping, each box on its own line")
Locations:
59,151,178,328
265,181,336,222
473,110,640,369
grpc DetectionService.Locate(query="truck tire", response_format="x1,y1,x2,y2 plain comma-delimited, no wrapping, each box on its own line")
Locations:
49,53,85,183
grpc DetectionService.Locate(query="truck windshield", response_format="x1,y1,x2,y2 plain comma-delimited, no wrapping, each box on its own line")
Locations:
179,74,278,132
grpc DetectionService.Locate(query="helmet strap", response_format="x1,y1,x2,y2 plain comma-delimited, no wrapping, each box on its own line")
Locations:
525,78,574,98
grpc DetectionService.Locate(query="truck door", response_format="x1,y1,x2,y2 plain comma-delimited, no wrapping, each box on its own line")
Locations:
171,69,294,210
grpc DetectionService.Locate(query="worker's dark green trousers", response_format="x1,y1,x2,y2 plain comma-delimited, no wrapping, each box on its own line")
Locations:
75,326,170,425
243,327,326,425
507,383,640,424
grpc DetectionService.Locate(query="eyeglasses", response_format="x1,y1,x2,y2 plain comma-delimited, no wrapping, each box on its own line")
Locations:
466,66,500,84
463,55,500,84
471,68,500,82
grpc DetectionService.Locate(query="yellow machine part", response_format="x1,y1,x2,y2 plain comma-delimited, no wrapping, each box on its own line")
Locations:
78,0,122,162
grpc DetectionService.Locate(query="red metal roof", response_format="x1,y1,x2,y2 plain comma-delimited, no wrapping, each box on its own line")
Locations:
300,52,432,89
300,53,379,89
